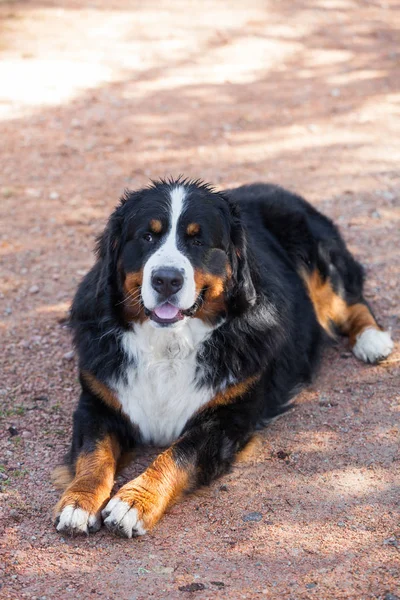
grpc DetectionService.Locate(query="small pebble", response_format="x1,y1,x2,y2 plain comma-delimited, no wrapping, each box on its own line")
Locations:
242,511,262,522
152,566,173,574
33,395,49,403
383,536,399,547
63,350,75,361
25,188,41,198
276,450,290,460
29,285,40,294
178,583,206,592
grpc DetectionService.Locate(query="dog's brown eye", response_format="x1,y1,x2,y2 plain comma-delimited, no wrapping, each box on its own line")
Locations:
192,239,203,247
143,233,153,242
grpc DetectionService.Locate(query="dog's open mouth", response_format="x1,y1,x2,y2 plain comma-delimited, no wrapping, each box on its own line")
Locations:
146,290,205,325
150,303,184,325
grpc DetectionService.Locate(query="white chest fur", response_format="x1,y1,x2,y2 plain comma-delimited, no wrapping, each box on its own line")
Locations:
113,319,215,446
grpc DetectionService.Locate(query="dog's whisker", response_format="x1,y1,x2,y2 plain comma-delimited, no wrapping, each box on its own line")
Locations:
116,289,142,306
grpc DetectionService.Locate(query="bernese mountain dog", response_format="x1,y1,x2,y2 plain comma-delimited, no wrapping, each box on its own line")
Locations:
53,178,393,537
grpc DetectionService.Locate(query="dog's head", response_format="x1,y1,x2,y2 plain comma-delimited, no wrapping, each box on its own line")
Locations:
97,178,256,328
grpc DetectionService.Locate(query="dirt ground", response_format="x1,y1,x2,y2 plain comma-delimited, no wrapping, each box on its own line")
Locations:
0,1,399,598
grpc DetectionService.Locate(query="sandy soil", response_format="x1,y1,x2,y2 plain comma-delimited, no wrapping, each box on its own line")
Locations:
0,1,399,598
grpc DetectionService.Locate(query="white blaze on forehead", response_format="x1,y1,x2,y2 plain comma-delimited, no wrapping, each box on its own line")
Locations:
141,185,196,311
169,185,187,246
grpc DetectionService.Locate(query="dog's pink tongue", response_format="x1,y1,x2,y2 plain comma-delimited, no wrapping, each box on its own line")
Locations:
154,303,180,320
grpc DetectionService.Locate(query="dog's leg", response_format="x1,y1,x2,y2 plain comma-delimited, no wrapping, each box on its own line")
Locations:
341,302,394,363
54,433,120,535
302,267,393,363
102,387,257,538
102,444,193,537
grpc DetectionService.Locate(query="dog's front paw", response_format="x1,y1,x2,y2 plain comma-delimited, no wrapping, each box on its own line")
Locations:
55,505,101,536
102,496,147,538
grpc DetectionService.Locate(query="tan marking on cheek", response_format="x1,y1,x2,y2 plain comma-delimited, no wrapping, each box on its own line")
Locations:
150,219,163,234
123,270,146,322
113,447,193,530
81,370,121,412
54,435,120,517
194,270,228,322
300,268,380,345
204,375,260,411
124,270,143,292
186,222,200,236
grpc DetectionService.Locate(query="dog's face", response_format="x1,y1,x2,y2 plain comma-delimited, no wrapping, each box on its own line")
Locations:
99,179,256,327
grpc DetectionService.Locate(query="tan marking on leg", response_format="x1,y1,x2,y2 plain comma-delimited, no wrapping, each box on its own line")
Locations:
235,435,262,463
204,375,260,410
81,370,121,412
110,447,193,531
300,269,347,335
54,434,120,517
340,303,381,347
51,465,74,490
149,219,163,234
300,268,381,346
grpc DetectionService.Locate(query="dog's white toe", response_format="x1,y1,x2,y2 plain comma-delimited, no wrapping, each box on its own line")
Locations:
56,505,101,535
352,327,394,364
102,497,147,538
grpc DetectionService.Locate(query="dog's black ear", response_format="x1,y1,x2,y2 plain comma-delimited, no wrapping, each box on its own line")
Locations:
227,201,257,315
95,210,123,298
94,190,143,297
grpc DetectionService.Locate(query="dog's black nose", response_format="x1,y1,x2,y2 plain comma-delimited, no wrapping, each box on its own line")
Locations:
151,268,184,297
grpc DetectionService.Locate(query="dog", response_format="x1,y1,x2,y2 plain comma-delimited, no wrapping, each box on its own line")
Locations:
53,177,393,537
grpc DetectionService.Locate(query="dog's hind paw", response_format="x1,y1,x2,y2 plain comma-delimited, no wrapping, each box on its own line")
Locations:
352,328,394,364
